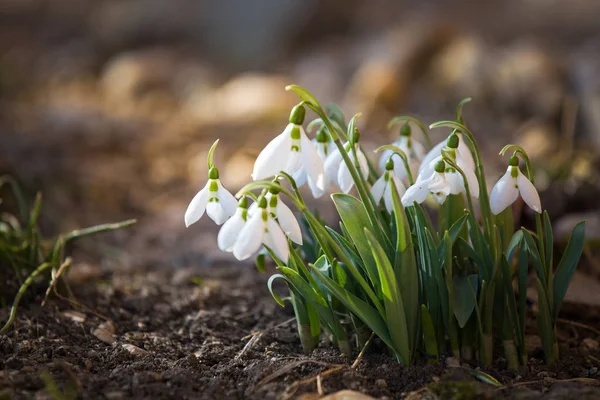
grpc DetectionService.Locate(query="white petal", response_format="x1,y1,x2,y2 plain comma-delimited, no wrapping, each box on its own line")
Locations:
184,183,209,227
338,164,354,193
276,200,303,245
378,149,393,172
292,167,307,188
356,148,370,180
428,173,451,196
206,201,228,225
307,174,327,198
252,127,292,180
412,140,427,161
431,191,448,204
265,218,290,263
217,210,246,252
418,140,445,177
489,168,519,215
457,133,475,172
390,154,408,182
401,177,431,206
517,170,542,213
463,167,480,198
324,148,342,184
445,171,465,195
300,130,325,190
217,183,238,218
370,174,387,204
233,211,265,260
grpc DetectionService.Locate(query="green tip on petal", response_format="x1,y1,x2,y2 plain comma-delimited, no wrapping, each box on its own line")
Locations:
446,133,459,149
509,155,519,166
289,103,306,125
400,123,411,137
208,167,219,179
434,160,446,173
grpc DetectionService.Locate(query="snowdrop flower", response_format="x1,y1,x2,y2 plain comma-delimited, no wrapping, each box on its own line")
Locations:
490,156,542,215
252,104,325,191
233,197,290,263
402,160,452,206
417,133,479,198
378,124,426,182
418,132,475,183
293,128,334,198
217,197,249,252
324,141,369,194
248,188,302,245
185,167,237,226
371,158,407,213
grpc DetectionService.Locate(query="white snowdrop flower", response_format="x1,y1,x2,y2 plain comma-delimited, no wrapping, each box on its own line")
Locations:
402,160,452,206
252,104,325,191
293,128,334,198
248,189,302,245
418,132,475,183
233,197,290,263
416,133,479,198
324,142,369,194
217,197,249,252
371,159,407,213
185,167,237,227
378,124,426,182
490,156,542,215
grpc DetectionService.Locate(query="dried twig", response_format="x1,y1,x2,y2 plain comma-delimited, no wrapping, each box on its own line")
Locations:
557,318,600,337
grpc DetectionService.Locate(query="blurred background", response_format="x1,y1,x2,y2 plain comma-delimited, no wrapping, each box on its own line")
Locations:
1,0,599,279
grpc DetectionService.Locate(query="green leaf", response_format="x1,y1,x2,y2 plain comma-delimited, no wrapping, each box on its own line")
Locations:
543,211,554,271
452,274,479,328
536,278,555,363
553,221,587,318
285,85,321,109
521,229,546,287
517,243,529,343
421,305,439,362
500,257,523,355
506,230,524,263
332,194,380,289
310,264,395,350
267,274,287,307
365,229,411,364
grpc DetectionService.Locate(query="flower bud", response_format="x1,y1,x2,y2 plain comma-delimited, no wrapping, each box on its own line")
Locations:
289,103,306,125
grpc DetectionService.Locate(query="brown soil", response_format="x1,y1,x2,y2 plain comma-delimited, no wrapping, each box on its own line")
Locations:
1,258,600,400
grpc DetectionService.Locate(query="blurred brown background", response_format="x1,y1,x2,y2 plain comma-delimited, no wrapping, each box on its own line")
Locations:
1,0,599,272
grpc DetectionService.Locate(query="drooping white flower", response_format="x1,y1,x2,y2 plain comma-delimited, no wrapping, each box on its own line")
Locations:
378,124,426,182
293,128,334,198
233,198,289,263
252,104,325,191
371,159,407,213
217,197,249,252
185,167,238,226
418,132,475,182
248,190,302,244
490,157,541,215
416,133,479,198
402,160,452,206
324,142,369,193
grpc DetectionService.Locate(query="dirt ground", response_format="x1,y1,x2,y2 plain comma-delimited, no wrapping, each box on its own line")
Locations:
1,252,600,399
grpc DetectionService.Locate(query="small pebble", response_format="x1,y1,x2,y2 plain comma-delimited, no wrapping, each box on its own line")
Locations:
93,328,116,344
583,338,599,350
375,379,388,389
122,343,149,357
61,310,86,323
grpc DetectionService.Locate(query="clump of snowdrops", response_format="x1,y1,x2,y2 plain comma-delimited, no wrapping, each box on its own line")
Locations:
184,85,586,367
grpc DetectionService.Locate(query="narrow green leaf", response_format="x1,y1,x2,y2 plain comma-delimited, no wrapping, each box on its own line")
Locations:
553,221,586,318
267,274,287,307
506,230,524,263
365,229,411,364
453,274,479,328
517,243,528,344
543,211,554,271
332,194,380,289
521,229,547,287
421,305,439,362
536,278,555,363
500,257,523,355
310,264,395,350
